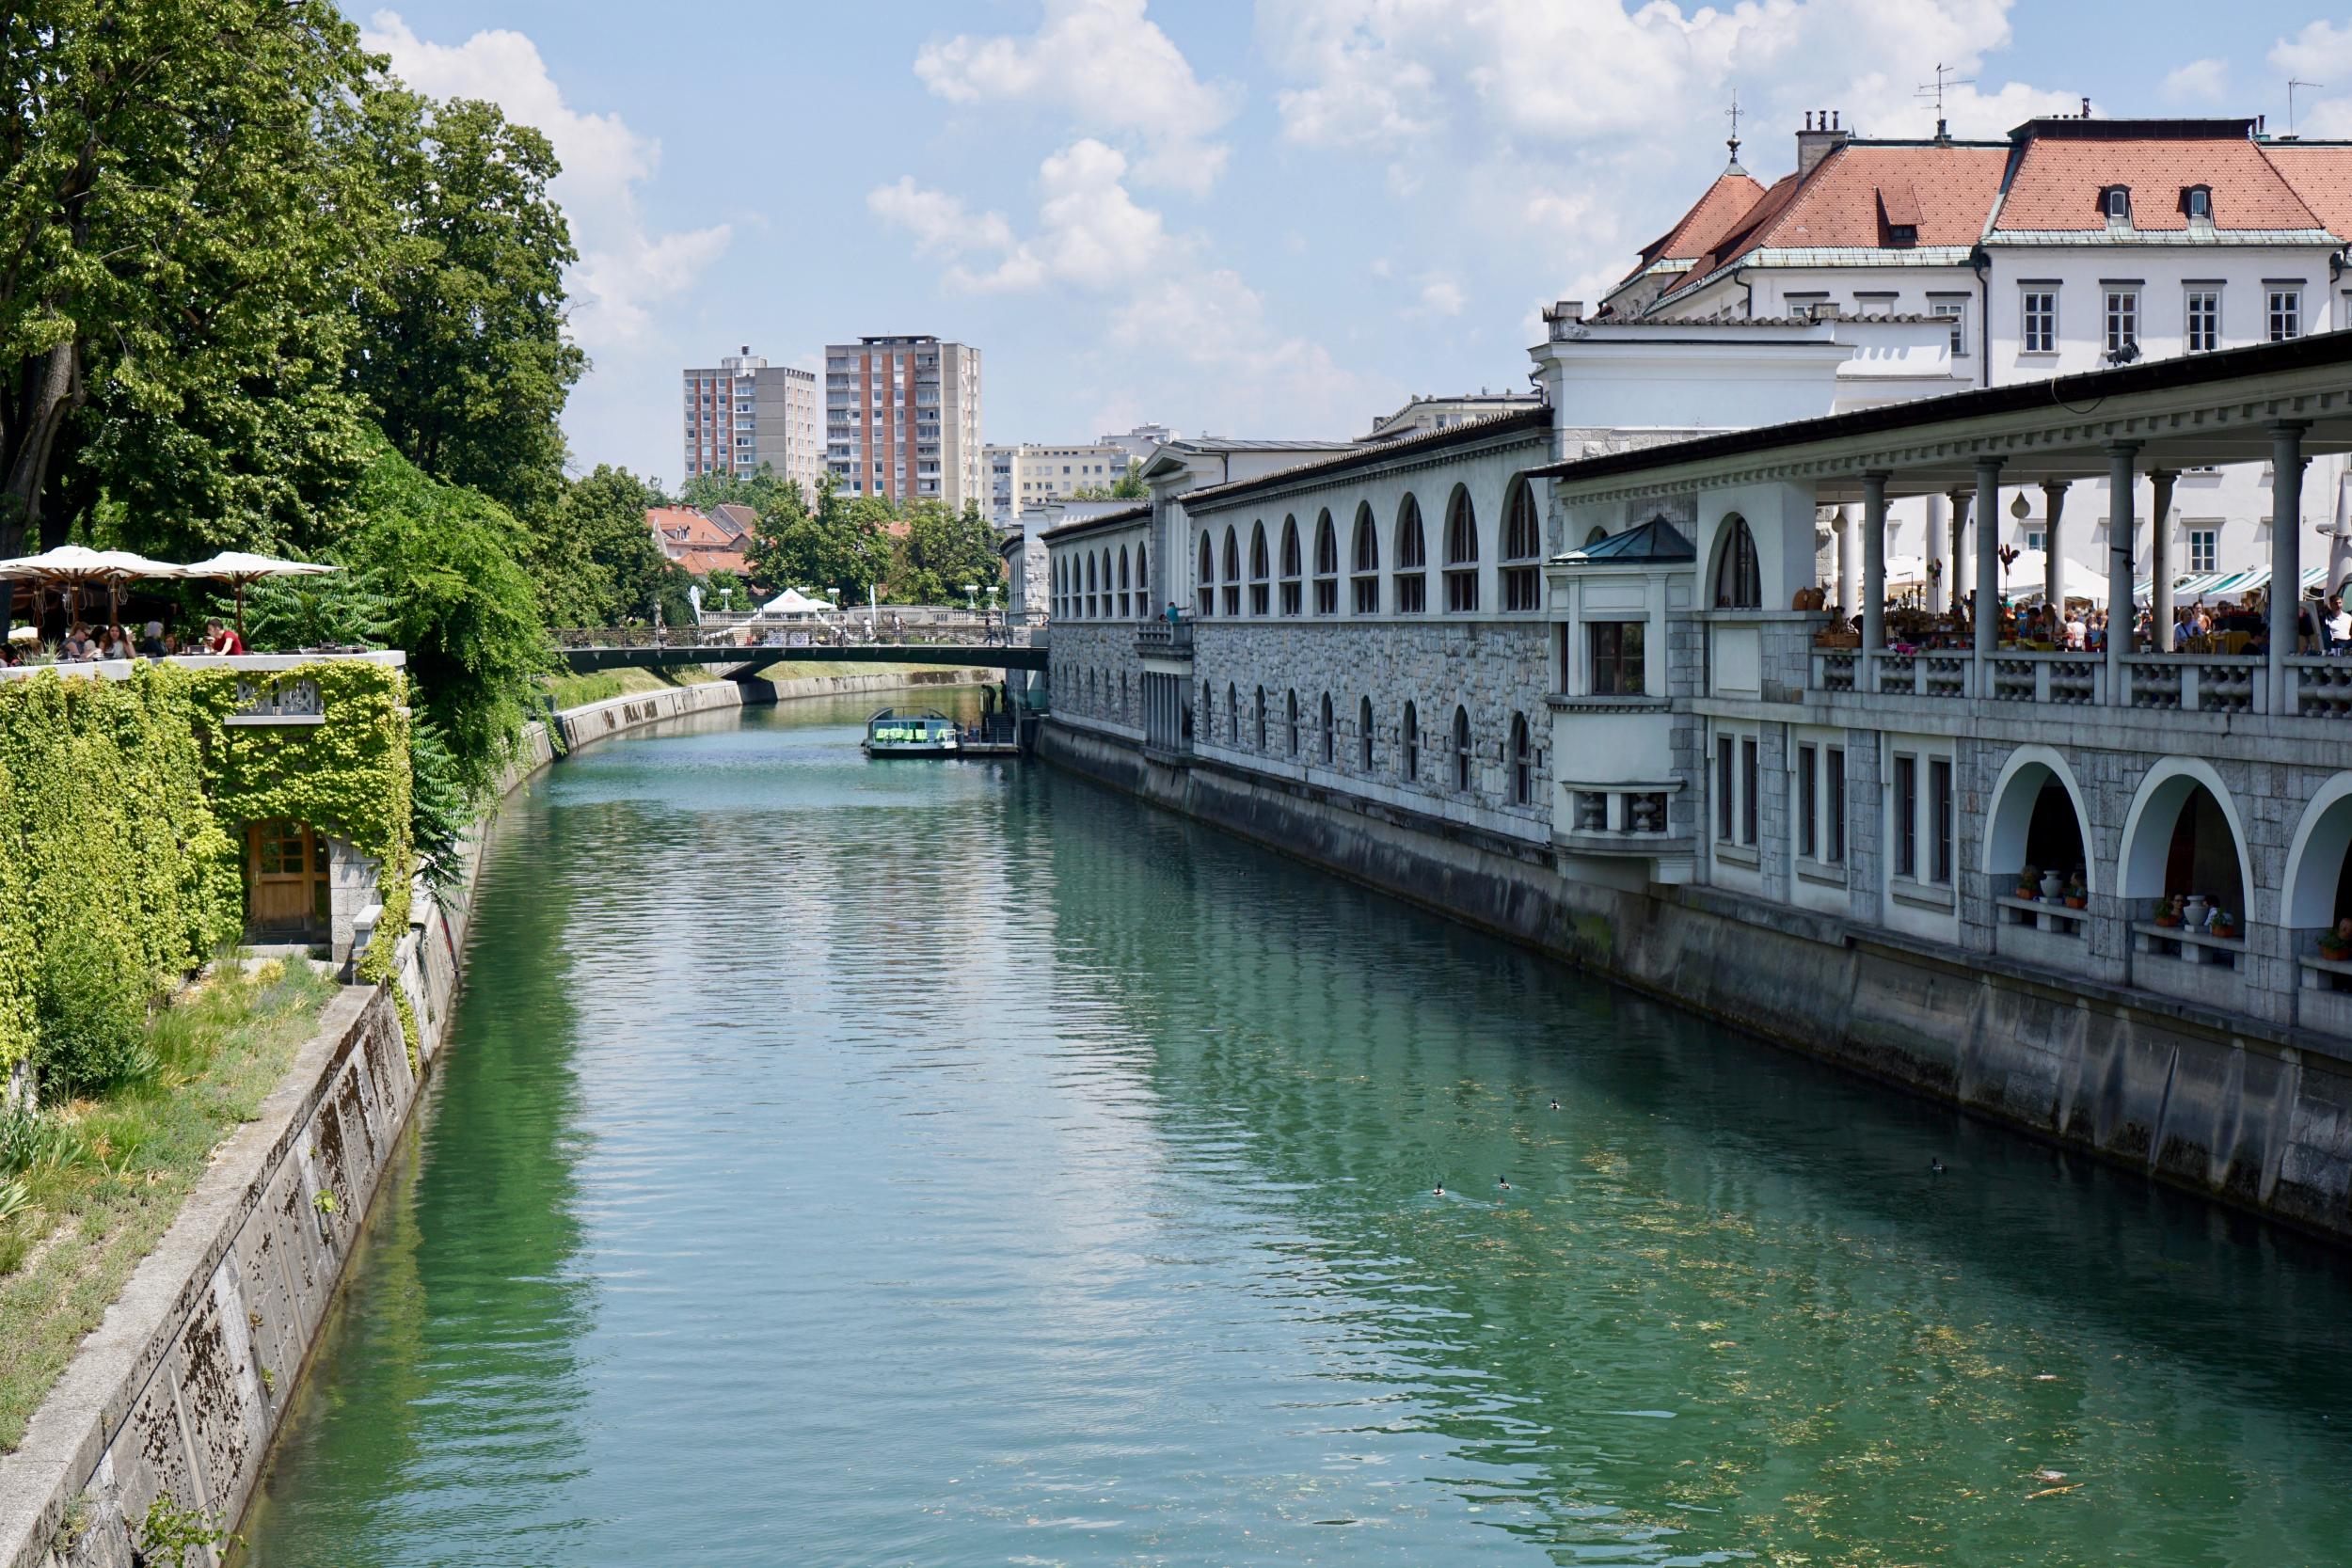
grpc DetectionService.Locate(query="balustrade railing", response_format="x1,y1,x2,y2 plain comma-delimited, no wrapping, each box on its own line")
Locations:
2293,657,2352,719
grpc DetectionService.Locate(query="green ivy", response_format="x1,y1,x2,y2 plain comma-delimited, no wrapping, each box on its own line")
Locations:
0,661,412,1079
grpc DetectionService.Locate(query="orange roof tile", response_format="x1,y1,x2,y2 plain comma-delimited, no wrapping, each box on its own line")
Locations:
2264,142,2352,239
1993,135,2320,231
1637,167,1767,267
1649,143,2008,308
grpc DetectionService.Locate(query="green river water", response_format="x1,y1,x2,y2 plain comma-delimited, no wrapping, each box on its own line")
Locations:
234,692,2352,1567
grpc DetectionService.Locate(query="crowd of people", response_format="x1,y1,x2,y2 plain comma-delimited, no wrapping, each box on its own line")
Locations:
0,618,246,669
1834,585,2352,657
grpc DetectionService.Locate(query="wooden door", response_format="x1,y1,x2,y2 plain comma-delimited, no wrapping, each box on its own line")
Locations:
246,819,325,934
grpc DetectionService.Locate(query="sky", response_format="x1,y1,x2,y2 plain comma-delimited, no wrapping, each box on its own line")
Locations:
354,1,2352,486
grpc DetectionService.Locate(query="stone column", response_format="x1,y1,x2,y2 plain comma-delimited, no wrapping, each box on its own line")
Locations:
1948,488,1972,613
2271,421,2310,711
1862,471,1890,659
2042,480,2068,616
1925,491,1947,611
2148,468,2178,652
2106,442,2139,698
1835,505,1858,619
1973,458,2003,666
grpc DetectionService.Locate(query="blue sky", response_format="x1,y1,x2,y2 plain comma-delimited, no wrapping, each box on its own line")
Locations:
357,1,2352,487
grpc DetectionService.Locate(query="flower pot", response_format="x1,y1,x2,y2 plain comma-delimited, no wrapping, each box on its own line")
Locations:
2154,915,2181,929
2065,896,2086,911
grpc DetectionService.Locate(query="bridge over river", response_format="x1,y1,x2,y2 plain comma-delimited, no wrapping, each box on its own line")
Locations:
554,623,1048,678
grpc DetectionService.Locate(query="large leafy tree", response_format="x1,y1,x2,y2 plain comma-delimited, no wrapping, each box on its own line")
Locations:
890,499,1006,606
744,473,885,602
542,464,685,626
352,90,584,523
0,0,383,559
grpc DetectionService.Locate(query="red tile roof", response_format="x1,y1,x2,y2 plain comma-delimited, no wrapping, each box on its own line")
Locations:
1993,135,2321,231
672,546,750,578
2263,143,2352,238
647,506,742,549
1636,167,1767,267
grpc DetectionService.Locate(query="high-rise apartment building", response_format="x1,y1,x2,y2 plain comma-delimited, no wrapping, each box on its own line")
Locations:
680,347,820,493
823,336,982,508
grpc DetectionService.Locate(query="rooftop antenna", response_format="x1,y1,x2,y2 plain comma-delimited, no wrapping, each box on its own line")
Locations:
1724,87,1744,169
2289,79,2324,135
1917,62,1973,141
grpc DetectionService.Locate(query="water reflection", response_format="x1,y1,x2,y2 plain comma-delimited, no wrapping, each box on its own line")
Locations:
241,694,2352,1568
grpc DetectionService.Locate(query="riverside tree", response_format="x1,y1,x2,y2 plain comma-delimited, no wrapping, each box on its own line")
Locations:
0,0,383,561
889,499,1006,606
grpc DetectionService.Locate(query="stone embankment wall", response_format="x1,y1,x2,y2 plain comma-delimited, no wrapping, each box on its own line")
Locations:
0,667,992,1565
1039,721,2352,1246
555,667,998,753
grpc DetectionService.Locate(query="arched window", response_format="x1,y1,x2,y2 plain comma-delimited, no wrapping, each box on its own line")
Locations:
1713,515,1762,609
1228,681,1239,744
1285,689,1299,755
1279,516,1303,615
1510,713,1533,805
1358,695,1375,770
1120,671,1129,720
1118,546,1131,619
1393,495,1428,614
1101,550,1112,617
1201,683,1214,739
1249,522,1272,615
1136,545,1149,614
1198,531,1216,616
1452,705,1473,792
1053,557,1064,619
1254,685,1267,751
1221,526,1241,616
1350,502,1380,614
1401,701,1420,781
1442,488,1479,612
1502,482,1542,612
1312,511,1340,615
1320,692,1335,765
1584,524,1610,547
1085,553,1098,618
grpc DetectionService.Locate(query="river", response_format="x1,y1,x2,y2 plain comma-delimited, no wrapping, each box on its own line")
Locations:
235,692,2352,1567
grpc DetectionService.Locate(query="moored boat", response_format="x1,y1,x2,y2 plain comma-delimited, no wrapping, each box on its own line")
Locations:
862,706,961,757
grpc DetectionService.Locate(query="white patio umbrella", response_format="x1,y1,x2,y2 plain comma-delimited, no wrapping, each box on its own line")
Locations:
2328,464,2352,595
0,544,183,631
178,551,341,639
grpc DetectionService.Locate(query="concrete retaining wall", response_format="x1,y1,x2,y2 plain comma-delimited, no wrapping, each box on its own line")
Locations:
1040,720,2352,1245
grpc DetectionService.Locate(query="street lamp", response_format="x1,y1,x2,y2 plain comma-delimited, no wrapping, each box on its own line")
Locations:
963,583,977,611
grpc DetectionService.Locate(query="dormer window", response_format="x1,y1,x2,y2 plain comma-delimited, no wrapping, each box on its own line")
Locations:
2185,185,2213,221
1887,223,1918,245
2104,186,2132,223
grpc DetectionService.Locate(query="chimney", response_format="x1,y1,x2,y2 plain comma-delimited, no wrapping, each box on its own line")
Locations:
2080,97,2090,119
740,343,751,356
1796,109,1850,178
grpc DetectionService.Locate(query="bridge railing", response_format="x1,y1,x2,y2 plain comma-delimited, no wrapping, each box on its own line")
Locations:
555,613,1045,652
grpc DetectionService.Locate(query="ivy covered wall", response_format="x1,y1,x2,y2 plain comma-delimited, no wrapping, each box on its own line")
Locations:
0,661,412,1080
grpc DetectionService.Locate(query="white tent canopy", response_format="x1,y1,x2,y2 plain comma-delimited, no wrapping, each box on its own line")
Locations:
177,551,339,584
0,544,184,582
755,588,834,619
1998,550,2109,605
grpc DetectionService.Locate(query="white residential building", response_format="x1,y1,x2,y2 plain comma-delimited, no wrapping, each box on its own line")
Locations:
680,347,820,493
1581,114,2352,610
989,431,1176,525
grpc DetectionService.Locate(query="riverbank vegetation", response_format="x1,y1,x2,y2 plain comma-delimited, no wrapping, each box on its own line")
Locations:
0,959,336,1449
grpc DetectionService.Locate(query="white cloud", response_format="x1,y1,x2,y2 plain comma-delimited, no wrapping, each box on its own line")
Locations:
914,0,1237,194
1109,266,1395,432
1413,273,1465,317
2272,23,2352,136
2161,57,2229,105
868,139,1170,293
362,11,729,346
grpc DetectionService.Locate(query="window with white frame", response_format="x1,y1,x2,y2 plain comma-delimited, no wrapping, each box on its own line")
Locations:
1588,620,1645,696
2021,289,2058,354
2185,185,2213,221
2188,528,2217,574
1714,731,1758,848
1893,753,1919,880
2185,288,2221,354
1930,757,1953,885
2026,528,2046,552
2104,289,2138,355
1931,298,1968,356
1795,742,1847,866
1716,736,1735,841
2268,287,2302,341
